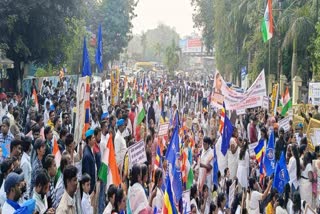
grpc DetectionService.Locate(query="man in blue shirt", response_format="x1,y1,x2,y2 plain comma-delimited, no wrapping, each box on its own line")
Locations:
0,119,14,161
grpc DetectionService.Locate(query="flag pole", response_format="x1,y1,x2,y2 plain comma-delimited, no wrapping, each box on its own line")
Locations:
268,39,271,92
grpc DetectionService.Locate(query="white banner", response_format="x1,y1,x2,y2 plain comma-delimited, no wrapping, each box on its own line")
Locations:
211,70,267,111
309,82,320,105
128,140,147,169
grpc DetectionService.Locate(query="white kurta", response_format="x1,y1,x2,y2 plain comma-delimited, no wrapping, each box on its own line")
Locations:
114,130,127,168
198,148,213,192
127,183,149,214
288,157,300,189
151,187,164,213
227,137,239,179
300,163,312,206
237,150,249,188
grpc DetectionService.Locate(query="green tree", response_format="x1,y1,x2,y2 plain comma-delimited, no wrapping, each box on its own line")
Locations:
164,40,180,75
99,0,137,66
153,42,163,59
127,24,180,62
141,32,147,60
191,0,214,53
279,1,315,80
0,0,84,90
310,23,320,81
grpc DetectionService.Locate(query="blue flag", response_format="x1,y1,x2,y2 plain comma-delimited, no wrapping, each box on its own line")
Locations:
165,126,183,203
221,115,233,156
213,145,219,186
82,37,92,77
95,24,103,72
264,131,275,176
273,152,289,193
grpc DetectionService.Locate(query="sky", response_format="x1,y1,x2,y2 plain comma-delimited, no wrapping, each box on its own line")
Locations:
132,0,196,37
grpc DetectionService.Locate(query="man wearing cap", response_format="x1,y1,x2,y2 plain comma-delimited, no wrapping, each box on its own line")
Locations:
2,172,24,213
114,119,127,169
82,129,96,194
0,118,14,159
0,158,14,206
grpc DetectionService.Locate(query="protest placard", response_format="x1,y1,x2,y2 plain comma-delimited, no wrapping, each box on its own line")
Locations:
229,180,236,207
128,140,147,169
278,116,292,132
158,122,169,136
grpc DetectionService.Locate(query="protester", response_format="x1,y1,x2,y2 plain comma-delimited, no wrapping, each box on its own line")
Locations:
80,173,94,214
56,165,78,213
103,184,117,214
43,154,57,209
20,136,32,199
0,72,319,214
32,169,54,214
2,172,24,213
82,129,97,194
30,139,46,198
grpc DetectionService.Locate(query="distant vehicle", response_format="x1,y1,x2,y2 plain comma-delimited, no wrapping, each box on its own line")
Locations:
134,62,154,72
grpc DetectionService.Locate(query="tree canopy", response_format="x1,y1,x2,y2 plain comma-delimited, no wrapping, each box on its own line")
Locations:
191,0,319,83
0,0,138,90
127,24,180,62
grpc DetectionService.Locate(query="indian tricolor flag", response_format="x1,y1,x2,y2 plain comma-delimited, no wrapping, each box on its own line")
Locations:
32,89,39,111
261,0,274,42
98,134,121,187
52,136,61,168
281,87,292,116
136,96,146,125
181,148,194,190
124,76,129,100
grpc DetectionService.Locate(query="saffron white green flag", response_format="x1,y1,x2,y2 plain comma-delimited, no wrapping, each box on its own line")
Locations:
98,133,121,187
281,87,292,116
261,0,274,42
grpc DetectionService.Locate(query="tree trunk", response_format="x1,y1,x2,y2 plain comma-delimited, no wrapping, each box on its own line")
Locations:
291,39,298,81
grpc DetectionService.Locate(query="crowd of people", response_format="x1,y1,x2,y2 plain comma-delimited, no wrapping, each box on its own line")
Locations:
0,74,319,214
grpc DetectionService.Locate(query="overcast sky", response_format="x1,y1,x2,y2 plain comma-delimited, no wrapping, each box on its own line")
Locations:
132,0,196,37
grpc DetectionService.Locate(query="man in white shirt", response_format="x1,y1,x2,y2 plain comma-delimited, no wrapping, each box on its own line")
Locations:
43,101,51,126
33,170,54,214
100,113,109,155
20,137,32,199
0,99,8,123
114,119,127,169
295,123,306,146
2,172,25,213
